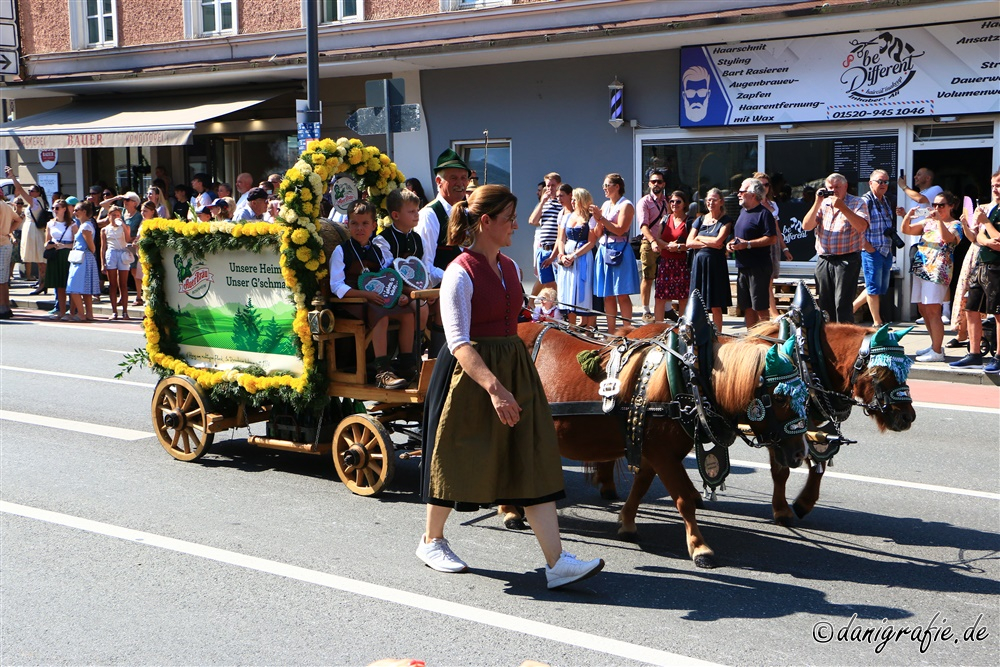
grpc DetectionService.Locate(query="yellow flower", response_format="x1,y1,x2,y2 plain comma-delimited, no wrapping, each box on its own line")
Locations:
300,188,312,202
296,246,313,262
356,166,367,176
338,162,349,173
349,138,363,147
320,138,336,152
290,228,310,245
301,202,313,215
284,191,296,204
232,225,243,238
348,148,363,165
305,259,319,271
307,140,321,152
367,158,380,172
287,168,302,182
379,154,390,166
311,153,325,165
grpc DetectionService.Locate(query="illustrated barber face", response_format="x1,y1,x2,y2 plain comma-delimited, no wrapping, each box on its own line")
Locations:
682,66,712,123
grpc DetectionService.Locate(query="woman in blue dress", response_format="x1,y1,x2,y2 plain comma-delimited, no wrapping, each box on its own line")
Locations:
592,173,639,333
65,201,101,322
555,187,598,328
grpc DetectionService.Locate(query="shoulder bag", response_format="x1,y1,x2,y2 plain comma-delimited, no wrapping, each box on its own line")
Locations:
30,206,54,230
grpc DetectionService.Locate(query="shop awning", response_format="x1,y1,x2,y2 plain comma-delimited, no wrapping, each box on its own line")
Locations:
0,94,274,150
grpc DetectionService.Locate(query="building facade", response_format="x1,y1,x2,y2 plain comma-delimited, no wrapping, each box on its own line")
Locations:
3,0,998,315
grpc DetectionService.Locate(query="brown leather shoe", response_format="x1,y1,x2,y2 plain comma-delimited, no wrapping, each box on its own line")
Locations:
375,369,408,390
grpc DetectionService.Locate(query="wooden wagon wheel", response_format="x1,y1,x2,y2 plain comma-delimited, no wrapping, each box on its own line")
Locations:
332,414,395,496
152,376,214,461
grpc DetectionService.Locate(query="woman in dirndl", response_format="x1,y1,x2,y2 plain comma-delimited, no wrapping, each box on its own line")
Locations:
652,190,691,321
65,201,101,322
592,173,639,334
554,187,598,328
418,185,604,589
686,188,733,331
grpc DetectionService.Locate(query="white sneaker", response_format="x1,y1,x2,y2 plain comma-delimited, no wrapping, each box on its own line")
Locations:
941,315,950,325
916,317,925,324
915,349,946,362
545,551,604,589
416,535,468,573
641,311,654,323
914,346,932,357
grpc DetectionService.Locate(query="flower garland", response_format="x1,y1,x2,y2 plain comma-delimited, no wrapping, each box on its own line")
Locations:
140,137,403,415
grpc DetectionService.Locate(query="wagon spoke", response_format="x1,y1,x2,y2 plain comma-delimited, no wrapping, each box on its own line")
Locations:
363,468,376,488
354,469,365,487
181,430,193,454
164,392,177,411
185,409,204,422
180,389,194,412
170,428,180,449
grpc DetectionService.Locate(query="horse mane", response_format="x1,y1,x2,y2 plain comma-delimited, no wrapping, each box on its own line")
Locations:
711,341,766,416
746,320,780,341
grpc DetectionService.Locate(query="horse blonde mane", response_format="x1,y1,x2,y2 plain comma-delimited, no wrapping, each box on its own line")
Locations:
712,341,766,416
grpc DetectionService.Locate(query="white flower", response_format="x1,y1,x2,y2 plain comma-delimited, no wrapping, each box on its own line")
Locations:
282,208,298,223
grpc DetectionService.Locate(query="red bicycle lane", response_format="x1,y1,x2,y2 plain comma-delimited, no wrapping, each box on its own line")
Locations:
908,378,1000,410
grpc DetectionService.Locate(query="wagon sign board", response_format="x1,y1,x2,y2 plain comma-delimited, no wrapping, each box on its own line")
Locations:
161,248,303,374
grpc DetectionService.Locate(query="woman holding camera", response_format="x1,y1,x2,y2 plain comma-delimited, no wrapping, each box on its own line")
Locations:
902,191,962,362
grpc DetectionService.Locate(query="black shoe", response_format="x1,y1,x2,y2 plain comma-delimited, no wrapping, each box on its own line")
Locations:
948,353,983,368
945,337,969,349
375,369,408,390
663,309,679,322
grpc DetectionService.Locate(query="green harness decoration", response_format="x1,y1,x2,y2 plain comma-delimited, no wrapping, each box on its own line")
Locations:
576,350,605,381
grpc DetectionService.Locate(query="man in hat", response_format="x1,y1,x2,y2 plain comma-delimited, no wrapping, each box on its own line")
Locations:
416,148,470,287
233,187,269,221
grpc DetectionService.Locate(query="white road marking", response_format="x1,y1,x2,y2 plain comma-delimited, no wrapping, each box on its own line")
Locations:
101,349,134,355
0,410,153,441
725,457,1000,500
33,321,145,334
912,401,998,414
0,365,156,388
0,501,722,667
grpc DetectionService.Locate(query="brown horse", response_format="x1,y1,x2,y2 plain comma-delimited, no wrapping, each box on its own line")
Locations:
743,321,916,525
517,322,809,568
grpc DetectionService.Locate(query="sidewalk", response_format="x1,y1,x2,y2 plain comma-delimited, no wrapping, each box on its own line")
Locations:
6,277,997,386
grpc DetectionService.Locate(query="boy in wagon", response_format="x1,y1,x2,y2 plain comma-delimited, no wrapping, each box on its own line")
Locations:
329,200,417,389
381,188,434,334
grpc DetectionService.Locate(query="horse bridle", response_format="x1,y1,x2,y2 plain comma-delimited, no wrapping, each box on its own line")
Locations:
849,332,913,415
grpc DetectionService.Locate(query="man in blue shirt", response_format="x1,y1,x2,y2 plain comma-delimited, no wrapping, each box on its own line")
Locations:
727,177,776,328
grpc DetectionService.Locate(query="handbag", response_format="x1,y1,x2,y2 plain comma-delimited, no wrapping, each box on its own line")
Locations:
604,239,626,266
43,225,72,262
68,249,85,264
30,207,53,230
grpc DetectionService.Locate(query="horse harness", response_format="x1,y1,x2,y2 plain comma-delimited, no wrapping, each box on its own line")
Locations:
533,321,786,499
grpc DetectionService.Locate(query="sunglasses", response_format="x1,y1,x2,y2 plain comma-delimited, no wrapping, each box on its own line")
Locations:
669,199,683,204
760,182,770,187
872,179,889,185
649,180,664,185
932,202,949,208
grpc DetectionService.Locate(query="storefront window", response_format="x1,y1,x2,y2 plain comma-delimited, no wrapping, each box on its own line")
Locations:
640,140,756,221
765,133,898,261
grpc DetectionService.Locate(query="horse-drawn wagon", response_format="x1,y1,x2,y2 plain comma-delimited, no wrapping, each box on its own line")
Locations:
137,138,433,496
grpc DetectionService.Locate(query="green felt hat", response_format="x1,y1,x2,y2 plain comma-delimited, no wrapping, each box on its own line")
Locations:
434,149,470,174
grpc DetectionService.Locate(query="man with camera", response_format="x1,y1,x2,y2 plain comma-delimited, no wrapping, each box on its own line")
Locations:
856,169,899,326
803,173,869,323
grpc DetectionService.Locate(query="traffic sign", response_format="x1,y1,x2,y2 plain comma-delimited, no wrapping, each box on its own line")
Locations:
0,0,14,23
0,22,17,49
345,104,421,136
0,48,17,76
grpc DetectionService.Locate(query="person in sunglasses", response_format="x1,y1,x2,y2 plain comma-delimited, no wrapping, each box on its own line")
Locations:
857,169,896,327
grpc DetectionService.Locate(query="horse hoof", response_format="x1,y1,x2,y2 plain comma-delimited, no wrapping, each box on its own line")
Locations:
617,528,639,542
792,501,811,519
693,553,718,569
695,496,705,510
600,488,618,501
503,516,528,530
774,514,793,528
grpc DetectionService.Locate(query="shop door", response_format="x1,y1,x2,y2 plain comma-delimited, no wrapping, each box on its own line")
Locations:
899,143,994,320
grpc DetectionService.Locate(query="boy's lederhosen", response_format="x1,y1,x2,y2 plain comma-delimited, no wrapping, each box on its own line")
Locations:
379,225,424,262
336,239,394,326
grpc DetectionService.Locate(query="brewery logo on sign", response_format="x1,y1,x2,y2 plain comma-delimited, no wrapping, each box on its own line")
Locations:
841,31,925,101
174,254,214,300
332,177,359,214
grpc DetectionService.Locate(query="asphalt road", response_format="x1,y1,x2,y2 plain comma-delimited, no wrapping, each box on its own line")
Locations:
1,317,998,666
